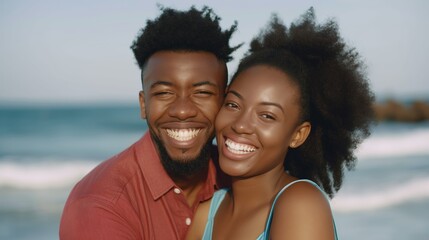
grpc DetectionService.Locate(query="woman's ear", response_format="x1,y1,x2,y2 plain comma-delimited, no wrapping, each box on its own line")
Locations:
289,121,311,148
139,91,147,119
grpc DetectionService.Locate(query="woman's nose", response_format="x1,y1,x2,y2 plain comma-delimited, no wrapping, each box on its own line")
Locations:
231,111,254,134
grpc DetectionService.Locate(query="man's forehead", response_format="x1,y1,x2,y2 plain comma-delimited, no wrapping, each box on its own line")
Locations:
141,51,226,88
144,79,221,89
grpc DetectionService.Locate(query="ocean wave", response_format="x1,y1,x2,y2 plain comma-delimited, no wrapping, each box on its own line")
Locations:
331,177,429,212
0,158,98,190
356,128,429,159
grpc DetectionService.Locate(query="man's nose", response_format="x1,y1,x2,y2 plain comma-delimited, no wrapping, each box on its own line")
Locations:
168,97,198,120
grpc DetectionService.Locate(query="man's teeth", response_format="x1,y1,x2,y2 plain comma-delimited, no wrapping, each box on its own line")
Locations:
225,138,256,154
166,129,200,141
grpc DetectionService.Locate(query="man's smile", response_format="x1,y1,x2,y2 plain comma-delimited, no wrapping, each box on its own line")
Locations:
166,128,201,141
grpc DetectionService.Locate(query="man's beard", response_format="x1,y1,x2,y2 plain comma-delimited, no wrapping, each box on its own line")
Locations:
151,134,212,179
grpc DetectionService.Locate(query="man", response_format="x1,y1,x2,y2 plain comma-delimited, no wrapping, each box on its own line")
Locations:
59,6,239,239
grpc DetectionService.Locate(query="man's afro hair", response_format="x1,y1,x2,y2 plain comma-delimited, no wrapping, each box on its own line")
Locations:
131,6,241,69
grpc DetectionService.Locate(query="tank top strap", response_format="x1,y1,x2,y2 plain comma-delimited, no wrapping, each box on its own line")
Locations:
208,188,228,219
262,179,339,240
202,188,228,240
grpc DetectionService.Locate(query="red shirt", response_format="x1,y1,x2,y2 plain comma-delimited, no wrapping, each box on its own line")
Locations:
59,133,220,239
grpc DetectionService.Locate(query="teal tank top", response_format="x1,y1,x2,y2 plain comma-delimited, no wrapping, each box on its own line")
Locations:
201,179,338,240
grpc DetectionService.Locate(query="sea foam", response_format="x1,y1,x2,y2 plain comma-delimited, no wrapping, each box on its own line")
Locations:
331,177,429,212
356,128,429,159
0,158,98,189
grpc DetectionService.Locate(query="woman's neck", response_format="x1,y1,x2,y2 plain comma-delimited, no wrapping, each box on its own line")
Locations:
228,166,294,212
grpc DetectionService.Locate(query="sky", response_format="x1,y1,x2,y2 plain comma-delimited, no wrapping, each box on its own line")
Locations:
1,0,428,104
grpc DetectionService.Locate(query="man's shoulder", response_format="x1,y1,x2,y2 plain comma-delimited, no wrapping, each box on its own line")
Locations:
59,144,144,239
60,137,153,239
66,140,143,205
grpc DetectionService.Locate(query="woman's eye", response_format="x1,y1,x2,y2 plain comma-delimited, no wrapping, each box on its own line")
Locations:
261,114,276,120
224,102,238,109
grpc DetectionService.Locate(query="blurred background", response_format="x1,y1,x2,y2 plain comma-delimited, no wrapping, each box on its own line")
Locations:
1,0,428,239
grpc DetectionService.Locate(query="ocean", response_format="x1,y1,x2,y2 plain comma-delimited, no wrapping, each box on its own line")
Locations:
0,105,428,240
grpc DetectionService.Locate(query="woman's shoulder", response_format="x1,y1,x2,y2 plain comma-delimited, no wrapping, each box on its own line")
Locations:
276,180,330,209
277,180,328,202
269,180,335,239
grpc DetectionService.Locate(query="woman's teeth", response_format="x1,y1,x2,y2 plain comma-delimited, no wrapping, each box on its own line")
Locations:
225,138,256,154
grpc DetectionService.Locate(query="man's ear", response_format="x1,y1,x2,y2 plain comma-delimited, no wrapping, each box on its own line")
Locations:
139,91,147,119
289,121,311,148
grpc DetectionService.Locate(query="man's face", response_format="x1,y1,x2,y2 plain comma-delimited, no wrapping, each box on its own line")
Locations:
139,51,226,176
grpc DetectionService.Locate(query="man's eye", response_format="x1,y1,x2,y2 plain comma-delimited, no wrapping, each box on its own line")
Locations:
153,91,172,97
195,90,214,96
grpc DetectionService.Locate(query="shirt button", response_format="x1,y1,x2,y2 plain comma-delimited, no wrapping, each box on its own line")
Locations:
185,217,191,226
173,188,181,194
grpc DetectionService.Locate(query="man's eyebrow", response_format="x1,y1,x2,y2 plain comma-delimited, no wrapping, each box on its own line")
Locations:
192,81,218,87
149,81,173,89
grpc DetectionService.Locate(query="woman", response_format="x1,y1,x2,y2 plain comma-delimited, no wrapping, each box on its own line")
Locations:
187,8,374,240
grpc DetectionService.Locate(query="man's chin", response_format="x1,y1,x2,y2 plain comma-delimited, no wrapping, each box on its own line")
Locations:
169,155,199,164
166,148,203,163
152,135,212,179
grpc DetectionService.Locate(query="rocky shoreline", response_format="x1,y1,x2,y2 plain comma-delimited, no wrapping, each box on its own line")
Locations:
373,100,429,122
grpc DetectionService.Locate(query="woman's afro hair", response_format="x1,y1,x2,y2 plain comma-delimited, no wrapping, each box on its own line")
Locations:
232,8,375,197
131,6,241,69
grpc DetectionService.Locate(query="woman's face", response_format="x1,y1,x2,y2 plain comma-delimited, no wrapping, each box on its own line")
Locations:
215,65,310,178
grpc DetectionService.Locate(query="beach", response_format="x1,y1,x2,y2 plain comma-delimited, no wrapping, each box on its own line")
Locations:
1,105,429,239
